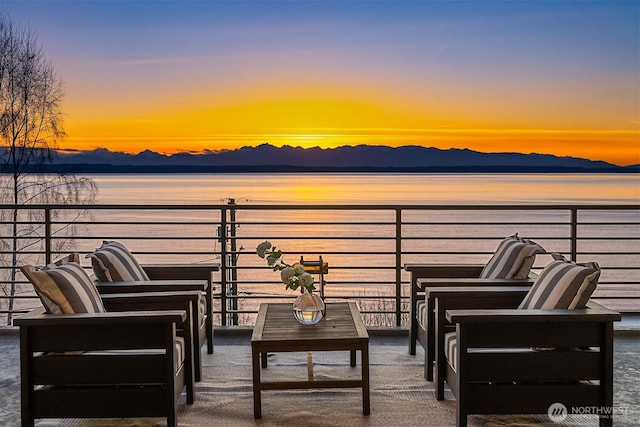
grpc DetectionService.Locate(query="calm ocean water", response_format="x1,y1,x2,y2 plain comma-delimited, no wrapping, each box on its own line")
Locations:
88,173,640,205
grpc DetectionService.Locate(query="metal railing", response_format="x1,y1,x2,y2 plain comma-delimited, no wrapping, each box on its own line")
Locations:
1,203,639,327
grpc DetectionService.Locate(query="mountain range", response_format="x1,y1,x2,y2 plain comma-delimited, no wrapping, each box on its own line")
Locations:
48,144,637,173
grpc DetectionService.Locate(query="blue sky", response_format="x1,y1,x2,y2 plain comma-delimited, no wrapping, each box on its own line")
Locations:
1,0,638,165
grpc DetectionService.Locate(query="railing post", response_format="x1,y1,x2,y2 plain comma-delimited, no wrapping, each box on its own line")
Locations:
570,208,578,261
395,208,402,327
228,199,239,325
219,207,228,326
44,207,52,265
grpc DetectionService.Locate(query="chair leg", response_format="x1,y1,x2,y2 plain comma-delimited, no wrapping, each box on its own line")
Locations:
455,372,468,427
423,351,431,380
168,377,179,427
194,337,202,382
434,299,445,399
21,416,34,427
425,343,434,381
600,416,613,427
186,377,195,404
167,408,177,427
409,312,417,355
435,367,445,400
426,298,435,381
456,400,468,427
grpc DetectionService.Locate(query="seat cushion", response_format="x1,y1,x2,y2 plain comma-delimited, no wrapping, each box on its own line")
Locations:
416,300,427,329
445,332,458,372
82,336,186,373
199,295,207,326
518,253,600,310
445,332,539,373
480,234,545,280
21,261,105,314
175,336,186,370
87,240,150,282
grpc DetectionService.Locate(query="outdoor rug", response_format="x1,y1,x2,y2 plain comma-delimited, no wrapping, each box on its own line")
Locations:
3,333,636,427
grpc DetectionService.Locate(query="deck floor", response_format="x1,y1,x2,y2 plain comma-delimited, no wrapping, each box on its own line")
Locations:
1,328,638,426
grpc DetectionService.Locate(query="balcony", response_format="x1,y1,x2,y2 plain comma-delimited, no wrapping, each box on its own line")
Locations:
1,203,639,425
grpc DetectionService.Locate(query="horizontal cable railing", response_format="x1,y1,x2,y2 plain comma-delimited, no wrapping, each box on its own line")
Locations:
1,203,638,327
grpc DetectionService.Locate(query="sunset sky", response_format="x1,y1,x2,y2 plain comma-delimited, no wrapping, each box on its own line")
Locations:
2,0,638,166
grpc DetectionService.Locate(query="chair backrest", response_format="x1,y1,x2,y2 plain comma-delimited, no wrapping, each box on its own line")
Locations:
87,240,150,282
518,253,600,310
21,260,105,314
479,233,545,280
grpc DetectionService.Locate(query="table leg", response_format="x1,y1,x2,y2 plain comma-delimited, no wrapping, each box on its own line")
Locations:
361,345,370,415
307,352,314,380
251,345,262,418
350,349,356,367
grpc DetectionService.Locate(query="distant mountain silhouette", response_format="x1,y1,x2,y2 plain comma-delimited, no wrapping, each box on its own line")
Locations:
47,144,634,173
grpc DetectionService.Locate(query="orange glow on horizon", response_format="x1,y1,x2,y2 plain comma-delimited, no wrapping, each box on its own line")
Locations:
60,82,640,166
60,127,640,167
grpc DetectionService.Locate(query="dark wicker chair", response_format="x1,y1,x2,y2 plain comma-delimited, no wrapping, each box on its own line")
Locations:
96,270,215,382
141,263,218,354
426,285,532,399
404,263,536,380
444,299,620,427
85,243,219,358
15,307,192,427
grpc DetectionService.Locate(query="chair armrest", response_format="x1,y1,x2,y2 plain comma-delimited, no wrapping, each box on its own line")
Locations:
13,309,186,327
141,263,219,281
404,263,484,277
15,309,187,361
406,264,486,311
417,277,533,290
446,307,622,324
101,290,201,303
425,286,530,300
96,279,208,294
101,291,201,312
446,304,621,349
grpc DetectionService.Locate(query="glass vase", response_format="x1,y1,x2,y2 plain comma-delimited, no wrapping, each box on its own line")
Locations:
292,289,325,325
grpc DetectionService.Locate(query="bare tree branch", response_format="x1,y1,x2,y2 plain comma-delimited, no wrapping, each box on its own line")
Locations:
0,14,96,325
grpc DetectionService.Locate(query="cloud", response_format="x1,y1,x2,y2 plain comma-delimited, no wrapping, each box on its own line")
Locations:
97,56,195,67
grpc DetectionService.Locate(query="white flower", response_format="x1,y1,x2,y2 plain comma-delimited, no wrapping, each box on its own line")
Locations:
256,241,272,258
280,266,295,283
298,272,314,288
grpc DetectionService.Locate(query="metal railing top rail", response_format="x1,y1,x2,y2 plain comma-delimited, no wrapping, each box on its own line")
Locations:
2,203,639,209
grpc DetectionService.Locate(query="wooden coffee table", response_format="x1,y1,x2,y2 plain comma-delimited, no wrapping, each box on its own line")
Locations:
251,302,370,418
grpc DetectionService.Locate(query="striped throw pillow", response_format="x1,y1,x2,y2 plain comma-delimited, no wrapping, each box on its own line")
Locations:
480,234,545,280
518,254,600,310
87,241,150,282
21,261,105,314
